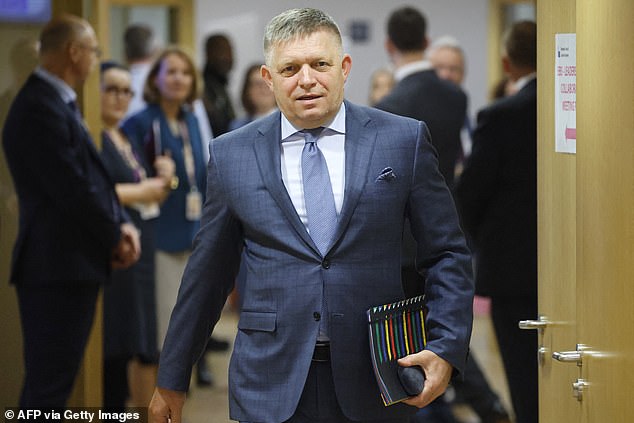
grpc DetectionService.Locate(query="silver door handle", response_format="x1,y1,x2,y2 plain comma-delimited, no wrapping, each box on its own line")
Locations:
519,315,550,330
552,344,587,366
552,351,582,363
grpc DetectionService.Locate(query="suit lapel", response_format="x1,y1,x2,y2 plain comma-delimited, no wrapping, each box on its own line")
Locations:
253,104,378,256
253,112,319,253
31,75,120,217
330,102,376,250
33,74,113,182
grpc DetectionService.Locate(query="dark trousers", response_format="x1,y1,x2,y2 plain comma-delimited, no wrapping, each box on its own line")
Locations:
273,360,407,423
17,284,99,407
452,353,505,418
490,296,538,423
104,355,130,408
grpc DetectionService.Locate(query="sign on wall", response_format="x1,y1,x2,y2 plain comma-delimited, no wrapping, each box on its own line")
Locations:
555,33,576,154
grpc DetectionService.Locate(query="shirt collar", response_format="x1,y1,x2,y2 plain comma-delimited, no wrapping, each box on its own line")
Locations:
394,59,434,82
514,72,537,92
34,66,77,104
281,102,346,141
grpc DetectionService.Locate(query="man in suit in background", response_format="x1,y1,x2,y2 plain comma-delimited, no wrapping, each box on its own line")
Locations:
427,35,473,179
374,6,469,353
2,14,140,407
150,8,473,423
427,35,512,423
454,21,538,423
375,6,466,189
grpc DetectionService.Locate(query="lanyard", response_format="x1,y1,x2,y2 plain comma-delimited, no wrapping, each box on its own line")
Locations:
107,130,147,182
152,117,198,191
179,120,198,192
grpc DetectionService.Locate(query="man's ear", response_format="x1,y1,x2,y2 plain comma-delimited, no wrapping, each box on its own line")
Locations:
261,65,274,90
502,55,512,75
68,41,81,64
341,54,352,80
422,36,429,52
385,38,396,56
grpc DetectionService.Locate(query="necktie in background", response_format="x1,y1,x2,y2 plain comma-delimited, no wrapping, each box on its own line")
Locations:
301,127,337,255
67,100,83,121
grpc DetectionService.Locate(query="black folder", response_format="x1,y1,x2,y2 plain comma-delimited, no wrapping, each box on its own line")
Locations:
367,295,427,406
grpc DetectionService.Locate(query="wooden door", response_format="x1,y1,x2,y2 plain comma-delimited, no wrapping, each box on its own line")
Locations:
536,0,579,421
576,0,634,420
538,0,634,421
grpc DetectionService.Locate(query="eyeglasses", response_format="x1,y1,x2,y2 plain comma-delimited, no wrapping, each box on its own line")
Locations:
103,85,134,99
80,44,102,58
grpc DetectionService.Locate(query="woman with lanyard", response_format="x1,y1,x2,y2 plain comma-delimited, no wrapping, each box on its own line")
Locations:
121,46,211,386
99,61,176,408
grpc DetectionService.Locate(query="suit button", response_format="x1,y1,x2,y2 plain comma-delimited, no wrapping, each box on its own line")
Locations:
322,259,330,269
313,312,321,321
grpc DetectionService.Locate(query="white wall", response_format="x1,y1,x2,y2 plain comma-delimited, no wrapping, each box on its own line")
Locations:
194,0,489,119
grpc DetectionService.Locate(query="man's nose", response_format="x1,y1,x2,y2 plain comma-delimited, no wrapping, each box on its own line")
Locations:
298,65,316,87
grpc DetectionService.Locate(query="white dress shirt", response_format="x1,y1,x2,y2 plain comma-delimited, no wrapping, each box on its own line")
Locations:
393,59,434,82
514,72,537,92
280,104,346,230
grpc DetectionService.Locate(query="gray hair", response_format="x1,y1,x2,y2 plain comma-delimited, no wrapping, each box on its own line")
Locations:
263,8,342,65
428,35,464,58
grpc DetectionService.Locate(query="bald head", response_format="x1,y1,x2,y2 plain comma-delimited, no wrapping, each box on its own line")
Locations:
38,14,100,88
40,14,91,55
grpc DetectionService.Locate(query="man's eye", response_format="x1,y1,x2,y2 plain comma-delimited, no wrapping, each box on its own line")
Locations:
280,66,297,76
315,61,329,69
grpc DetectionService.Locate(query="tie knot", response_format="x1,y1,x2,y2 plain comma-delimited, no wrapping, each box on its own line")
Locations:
302,127,324,144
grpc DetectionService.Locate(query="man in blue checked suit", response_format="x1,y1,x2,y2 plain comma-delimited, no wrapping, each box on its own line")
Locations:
151,8,473,423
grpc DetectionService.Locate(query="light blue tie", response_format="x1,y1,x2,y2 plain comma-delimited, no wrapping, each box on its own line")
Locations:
301,128,337,255
302,127,337,341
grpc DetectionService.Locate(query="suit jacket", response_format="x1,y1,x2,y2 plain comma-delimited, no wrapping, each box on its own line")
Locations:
157,102,473,422
2,73,124,287
375,69,467,188
454,79,537,298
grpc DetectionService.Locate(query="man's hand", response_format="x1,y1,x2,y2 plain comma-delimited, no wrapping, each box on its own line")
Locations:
149,387,186,423
398,349,453,409
111,223,141,269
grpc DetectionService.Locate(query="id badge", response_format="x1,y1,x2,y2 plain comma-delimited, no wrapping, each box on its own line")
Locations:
186,188,202,221
137,202,160,220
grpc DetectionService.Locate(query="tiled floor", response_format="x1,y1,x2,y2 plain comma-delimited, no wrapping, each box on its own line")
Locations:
181,307,512,423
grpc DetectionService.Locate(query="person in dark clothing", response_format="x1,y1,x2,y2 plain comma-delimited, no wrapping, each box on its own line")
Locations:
99,61,175,409
455,21,538,423
202,33,235,137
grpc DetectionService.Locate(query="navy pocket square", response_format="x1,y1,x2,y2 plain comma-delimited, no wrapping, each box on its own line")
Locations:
376,167,396,182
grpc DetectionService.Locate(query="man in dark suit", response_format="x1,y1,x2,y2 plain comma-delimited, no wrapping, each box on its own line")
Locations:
150,8,473,423
374,7,470,363
454,21,538,423
375,6,466,189
2,14,140,407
